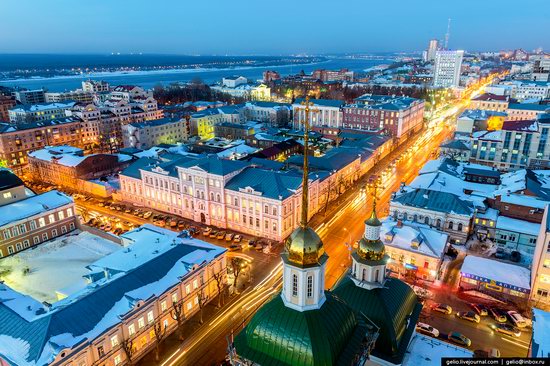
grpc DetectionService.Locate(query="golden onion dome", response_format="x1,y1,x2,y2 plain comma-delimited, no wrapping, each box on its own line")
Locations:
357,237,385,261
286,226,325,266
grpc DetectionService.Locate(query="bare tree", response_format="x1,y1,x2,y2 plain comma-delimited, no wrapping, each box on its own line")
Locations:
197,290,209,324
153,319,167,362
170,301,186,341
230,257,247,290
120,337,135,366
212,269,227,307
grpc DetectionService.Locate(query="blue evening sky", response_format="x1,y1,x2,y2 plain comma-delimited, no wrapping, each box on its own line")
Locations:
1,0,548,54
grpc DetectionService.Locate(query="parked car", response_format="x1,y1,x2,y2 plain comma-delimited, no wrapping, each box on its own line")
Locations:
228,244,242,252
247,239,257,247
456,311,481,323
470,303,489,316
233,234,243,243
209,231,218,239
507,310,527,328
510,251,521,263
203,227,212,236
143,211,153,219
178,221,186,230
495,248,507,259
474,349,500,358
415,322,440,337
124,208,132,214
489,308,508,323
170,220,177,228
447,332,472,347
431,303,452,315
217,231,226,240
225,233,235,242
493,323,521,337
98,202,105,207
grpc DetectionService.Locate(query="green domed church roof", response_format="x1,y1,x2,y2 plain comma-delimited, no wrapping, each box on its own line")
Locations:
332,276,422,365
233,292,371,366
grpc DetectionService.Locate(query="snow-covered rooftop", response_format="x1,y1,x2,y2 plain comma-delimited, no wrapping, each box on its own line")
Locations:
0,190,73,227
402,334,472,366
496,215,541,236
460,255,531,291
0,231,120,304
381,219,448,258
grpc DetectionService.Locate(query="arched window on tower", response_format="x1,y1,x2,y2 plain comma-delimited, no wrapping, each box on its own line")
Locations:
458,223,463,231
292,274,298,297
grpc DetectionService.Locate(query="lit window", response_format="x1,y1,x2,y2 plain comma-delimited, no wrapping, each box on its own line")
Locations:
147,311,154,323
161,301,167,312
171,293,178,303
128,324,135,336
138,317,145,329
111,334,119,347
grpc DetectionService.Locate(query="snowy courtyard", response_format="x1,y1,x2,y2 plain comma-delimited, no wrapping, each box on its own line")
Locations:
0,231,121,304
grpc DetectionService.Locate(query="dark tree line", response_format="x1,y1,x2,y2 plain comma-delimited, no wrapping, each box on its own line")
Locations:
153,78,247,105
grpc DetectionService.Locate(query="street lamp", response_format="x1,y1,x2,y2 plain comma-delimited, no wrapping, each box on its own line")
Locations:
343,227,352,261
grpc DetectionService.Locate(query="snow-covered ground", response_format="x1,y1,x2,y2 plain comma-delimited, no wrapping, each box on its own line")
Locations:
403,334,472,366
0,231,120,303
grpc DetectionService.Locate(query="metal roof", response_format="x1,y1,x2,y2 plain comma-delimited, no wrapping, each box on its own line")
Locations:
393,188,474,216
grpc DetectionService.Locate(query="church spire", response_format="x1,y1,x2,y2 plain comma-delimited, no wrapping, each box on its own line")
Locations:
300,96,312,228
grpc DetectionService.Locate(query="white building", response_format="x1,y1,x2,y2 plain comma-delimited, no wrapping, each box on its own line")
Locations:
292,98,345,129
531,205,550,307
425,39,439,62
82,80,110,93
433,50,464,88
222,76,248,88
122,117,189,149
8,101,76,124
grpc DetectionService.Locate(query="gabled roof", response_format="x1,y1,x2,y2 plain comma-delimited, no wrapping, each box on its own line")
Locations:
472,93,509,102
0,169,24,192
502,119,538,132
0,226,225,366
293,98,345,108
393,188,474,216
179,155,249,176
226,168,302,200
440,139,470,151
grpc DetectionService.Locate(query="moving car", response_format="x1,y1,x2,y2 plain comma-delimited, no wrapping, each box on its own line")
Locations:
470,303,489,316
456,311,481,323
473,349,500,358
489,308,508,323
415,322,440,337
431,303,452,315
507,310,527,328
447,332,471,347
493,323,521,337
233,234,243,243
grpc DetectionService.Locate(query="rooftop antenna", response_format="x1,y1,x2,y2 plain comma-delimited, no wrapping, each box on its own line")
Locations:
444,18,452,49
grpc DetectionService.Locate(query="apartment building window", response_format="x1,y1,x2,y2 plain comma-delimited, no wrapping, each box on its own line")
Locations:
97,345,105,358
3,230,10,240
110,334,119,347
52,229,57,237
16,243,22,251
172,293,178,303
128,323,136,336
147,310,154,323
67,208,73,216
61,225,67,234
163,319,169,329
138,317,145,329
33,236,40,244
23,240,29,248
185,284,191,294
161,300,167,312
187,301,192,311
38,218,46,227
69,222,75,230
193,279,198,289
58,210,65,220
48,214,55,224
19,224,26,233
42,233,48,241
114,355,121,366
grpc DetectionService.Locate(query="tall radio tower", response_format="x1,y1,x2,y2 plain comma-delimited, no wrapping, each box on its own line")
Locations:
444,18,452,49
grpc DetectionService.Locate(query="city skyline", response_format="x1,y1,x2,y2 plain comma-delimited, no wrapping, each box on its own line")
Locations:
1,0,549,55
